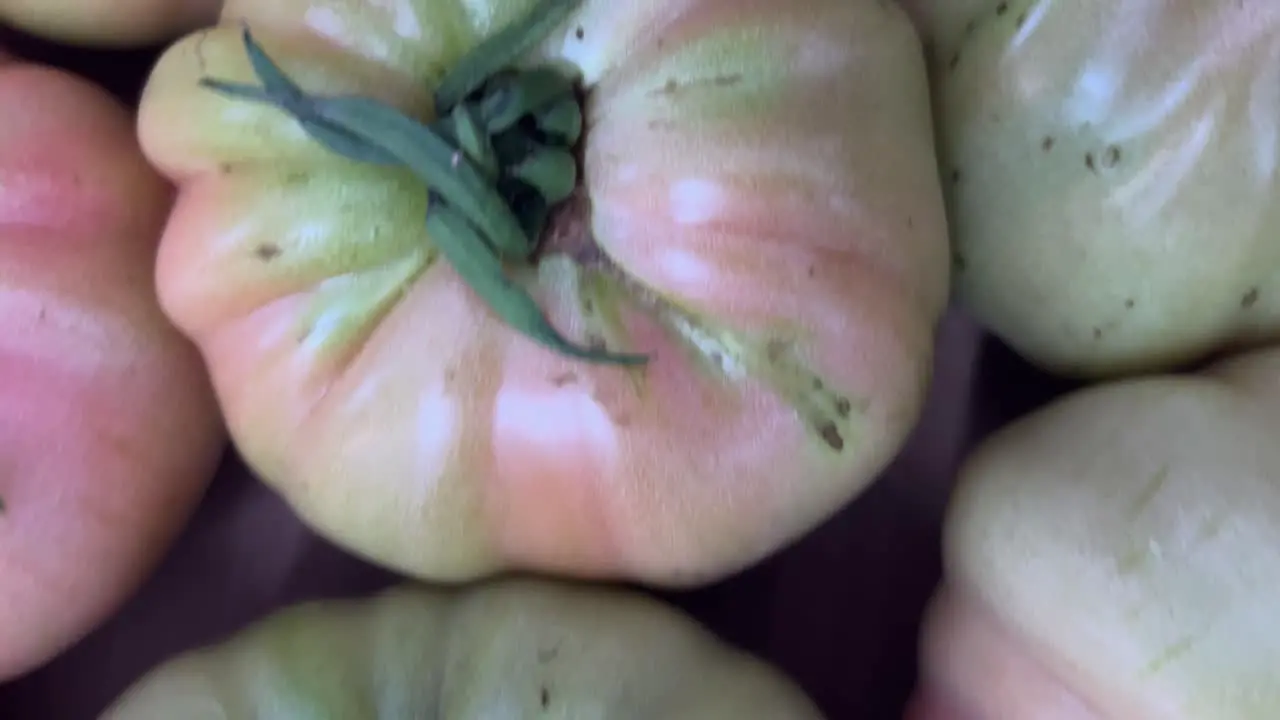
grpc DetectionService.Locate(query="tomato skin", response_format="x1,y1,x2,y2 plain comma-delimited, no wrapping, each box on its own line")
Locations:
930,0,1280,379
138,0,949,586
102,577,825,718
913,345,1280,718
0,53,225,680
0,0,220,47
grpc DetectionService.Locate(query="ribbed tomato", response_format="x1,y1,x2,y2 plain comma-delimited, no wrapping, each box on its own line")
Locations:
0,0,219,47
103,577,825,718
136,0,950,587
0,51,225,679
911,344,1280,718
918,0,1280,378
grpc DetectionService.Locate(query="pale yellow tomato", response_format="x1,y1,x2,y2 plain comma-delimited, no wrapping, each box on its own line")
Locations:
136,0,950,587
0,0,219,47
911,344,1280,718
103,577,825,718
929,0,1280,378
0,50,225,680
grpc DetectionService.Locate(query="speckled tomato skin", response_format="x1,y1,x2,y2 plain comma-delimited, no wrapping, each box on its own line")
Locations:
139,0,950,587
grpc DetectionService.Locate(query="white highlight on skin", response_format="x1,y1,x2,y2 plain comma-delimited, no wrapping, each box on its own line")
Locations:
654,247,713,289
369,0,424,40
668,177,726,225
303,6,393,60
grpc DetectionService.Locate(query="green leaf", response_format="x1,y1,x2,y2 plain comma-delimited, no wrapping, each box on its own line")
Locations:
507,147,577,205
534,97,583,144
201,79,404,166
450,103,500,180
210,29,531,259
478,67,578,134
310,93,532,260
433,0,584,111
426,197,648,366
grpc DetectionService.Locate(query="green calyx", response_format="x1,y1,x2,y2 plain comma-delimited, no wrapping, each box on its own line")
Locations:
200,0,649,367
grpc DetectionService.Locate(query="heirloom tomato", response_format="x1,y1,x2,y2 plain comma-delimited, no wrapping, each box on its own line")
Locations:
136,0,950,586
910,344,1280,719
0,0,219,48
103,577,825,718
0,52,225,679
922,0,1280,379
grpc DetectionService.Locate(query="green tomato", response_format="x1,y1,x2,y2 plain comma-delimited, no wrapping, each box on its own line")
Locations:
933,0,1280,378
102,578,825,719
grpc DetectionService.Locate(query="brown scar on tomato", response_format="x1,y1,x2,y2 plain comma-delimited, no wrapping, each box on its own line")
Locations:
1242,287,1260,309
536,173,862,454
549,371,578,387
254,242,282,261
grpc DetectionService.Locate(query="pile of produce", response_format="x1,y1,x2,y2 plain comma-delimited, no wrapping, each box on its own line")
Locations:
0,0,1274,717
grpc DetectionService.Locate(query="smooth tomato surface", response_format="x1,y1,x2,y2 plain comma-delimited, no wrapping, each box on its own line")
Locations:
910,344,1280,719
0,0,219,48
0,52,225,679
929,0,1280,378
137,0,950,586
103,577,825,718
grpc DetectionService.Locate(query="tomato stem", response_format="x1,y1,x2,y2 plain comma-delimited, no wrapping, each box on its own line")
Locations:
199,4,650,367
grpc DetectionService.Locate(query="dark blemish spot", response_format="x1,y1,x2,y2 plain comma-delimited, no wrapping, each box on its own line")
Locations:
1242,287,1260,308
581,298,595,314
713,73,743,87
540,686,550,709
1016,11,1028,28
996,1,1008,15
37,306,47,322
585,334,608,351
818,422,844,451
549,371,578,387
1103,145,1122,168
965,19,977,35
812,378,824,391
948,51,961,71
952,251,968,272
663,78,679,94
950,168,962,185
765,339,788,363
254,243,282,261
574,26,584,40
906,215,914,229
807,265,816,278
0,495,5,515
1085,152,1097,172
1041,136,1055,152
834,396,853,418
1093,326,1103,340
1125,298,1135,309
218,163,233,175
444,367,457,385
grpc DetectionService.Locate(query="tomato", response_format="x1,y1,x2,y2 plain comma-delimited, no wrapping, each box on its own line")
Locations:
925,0,1280,379
0,51,225,680
909,344,1280,718
102,576,824,718
895,0,989,54
0,0,219,48
135,0,949,587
